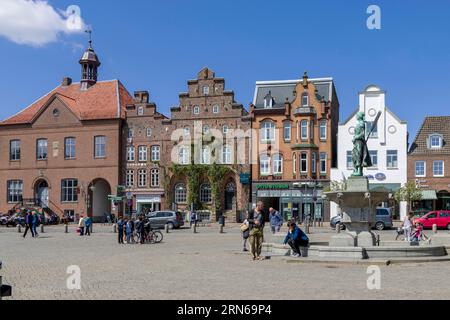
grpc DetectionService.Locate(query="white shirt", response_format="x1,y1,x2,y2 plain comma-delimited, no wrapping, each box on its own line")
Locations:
403,216,412,229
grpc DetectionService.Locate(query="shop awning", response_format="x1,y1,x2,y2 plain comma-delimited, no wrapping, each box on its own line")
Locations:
420,190,438,200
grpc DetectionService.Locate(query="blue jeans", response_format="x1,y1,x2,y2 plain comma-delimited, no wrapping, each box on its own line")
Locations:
32,224,38,236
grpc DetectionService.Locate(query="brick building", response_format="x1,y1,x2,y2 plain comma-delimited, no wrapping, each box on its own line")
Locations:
0,41,133,222
408,116,450,213
166,68,252,221
250,73,339,222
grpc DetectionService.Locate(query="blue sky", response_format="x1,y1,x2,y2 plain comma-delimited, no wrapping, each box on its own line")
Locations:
0,0,449,140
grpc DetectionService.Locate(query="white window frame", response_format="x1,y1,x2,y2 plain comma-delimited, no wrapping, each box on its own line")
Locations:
193,106,200,115
138,146,148,162
37,139,48,160
301,120,309,140
151,169,159,187
320,153,327,174
94,136,106,158
223,125,229,135
126,170,134,187
184,127,190,136
213,105,219,114
146,128,152,137
127,147,135,162
433,160,444,177
430,134,443,149
312,152,317,174
293,152,297,174
64,137,76,159
174,183,187,204
151,146,160,161
179,147,189,165
199,183,212,203
346,151,353,169
320,120,327,140
138,169,147,187
201,147,210,164
300,153,308,174
260,121,275,143
302,93,309,107
283,121,291,142
386,150,398,168
260,154,270,176
137,106,144,116
222,145,232,164
203,125,210,134
415,161,426,177
10,140,21,161
202,86,209,95
369,150,378,168
272,154,283,175
7,180,23,203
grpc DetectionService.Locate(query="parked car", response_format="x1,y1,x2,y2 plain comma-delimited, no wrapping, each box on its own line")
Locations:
414,211,450,230
146,211,184,229
330,207,393,231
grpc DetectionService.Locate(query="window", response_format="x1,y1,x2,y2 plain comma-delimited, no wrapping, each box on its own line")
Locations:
302,93,309,107
138,146,147,162
386,150,398,168
283,122,291,142
146,128,152,137
320,120,327,140
301,153,308,173
179,146,189,165
127,147,135,162
61,179,78,202
346,151,353,169
292,153,297,174
320,153,327,174
193,106,200,115
202,86,209,95
312,153,317,174
7,180,23,203
301,120,308,140
433,161,444,177
36,139,47,160
415,161,426,177
369,150,378,167
260,154,270,175
10,140,20,161
366,121,378,138
203,125,210,134
174,183,187,203
137,106,144,116
151,146,160,161
151,169,159,187
223,125,229,135
128,129,134,139
201,147,210,165
94,136,106,158
260,121,275,142
213,105,219,114
64,137,76,159
272,154,283,175
310,121,314,140
222,145,232,164
200,183,212,203
430,134,443,149
138,169,147,187
184,127,190,136
126,170,134,187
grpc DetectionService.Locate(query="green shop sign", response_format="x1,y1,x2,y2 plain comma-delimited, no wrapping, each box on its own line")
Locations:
256,184,290,190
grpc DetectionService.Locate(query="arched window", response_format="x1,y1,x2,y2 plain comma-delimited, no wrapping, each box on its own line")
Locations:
260,120,275,142
272,154,283,175
300,120,309,140
200,183,212,203
174,183,187,204
151,169,159,187
222,145,232,164
260,154,270,175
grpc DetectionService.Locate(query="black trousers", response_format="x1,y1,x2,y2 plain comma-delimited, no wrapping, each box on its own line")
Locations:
118,230,124,243
85,225,91,236
23,224,35,238
288,238,309,255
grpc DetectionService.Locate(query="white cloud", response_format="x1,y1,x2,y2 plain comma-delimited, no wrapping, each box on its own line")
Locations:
0,0,86,47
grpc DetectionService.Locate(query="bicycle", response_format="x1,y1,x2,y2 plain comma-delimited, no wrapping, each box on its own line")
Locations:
133,228,163,244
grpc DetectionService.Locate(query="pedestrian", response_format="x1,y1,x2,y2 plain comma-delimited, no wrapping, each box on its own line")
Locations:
129,218,135,243
117,217,125,244
137,216,146,244
411,222,429,243
401,212,413,242
240,211,250,252
78,215,85,236
269,207,283,234
23,211,35,238
126,219,133,244
283,221,309,258
190,211,197,228
248,201,265,261
32,211,39,238
84,215,92,236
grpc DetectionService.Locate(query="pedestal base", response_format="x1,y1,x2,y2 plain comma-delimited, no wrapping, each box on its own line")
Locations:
330,233,356,247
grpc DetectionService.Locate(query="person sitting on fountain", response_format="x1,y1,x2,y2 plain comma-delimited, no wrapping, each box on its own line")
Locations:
283,221,309,258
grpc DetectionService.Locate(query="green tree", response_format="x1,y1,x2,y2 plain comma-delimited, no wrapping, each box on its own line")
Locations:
394,181,422,214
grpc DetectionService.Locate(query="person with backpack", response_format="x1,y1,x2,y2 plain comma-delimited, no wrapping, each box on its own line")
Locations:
23,211,35,238
248,201,265,261
117,217,125,244
283,221,309,257
240,211,250,252
84,216,92,236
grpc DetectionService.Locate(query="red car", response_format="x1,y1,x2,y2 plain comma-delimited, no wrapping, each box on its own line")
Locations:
415,211,450,230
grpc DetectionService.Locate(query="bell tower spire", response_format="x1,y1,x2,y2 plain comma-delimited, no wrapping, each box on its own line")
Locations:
79,29,101,90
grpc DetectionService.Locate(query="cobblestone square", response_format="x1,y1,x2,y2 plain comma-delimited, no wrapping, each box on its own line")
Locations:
1,225,450,300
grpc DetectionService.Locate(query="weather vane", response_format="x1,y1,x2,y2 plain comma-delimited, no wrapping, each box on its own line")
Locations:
85,28,92,47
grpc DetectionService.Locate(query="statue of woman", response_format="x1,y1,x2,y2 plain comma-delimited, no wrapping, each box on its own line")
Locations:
352,112,372,176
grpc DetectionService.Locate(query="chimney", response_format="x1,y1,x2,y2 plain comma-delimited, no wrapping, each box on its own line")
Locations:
284,98,291,117
134,91,149,103
62,77,72,87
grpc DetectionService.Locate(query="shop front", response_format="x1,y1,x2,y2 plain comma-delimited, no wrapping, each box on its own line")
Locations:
252,182,325,222
135,194,162,215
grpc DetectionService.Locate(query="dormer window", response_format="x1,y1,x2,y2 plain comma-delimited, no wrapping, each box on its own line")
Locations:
302,93,309,107
429,134,443,149
264,91,274,109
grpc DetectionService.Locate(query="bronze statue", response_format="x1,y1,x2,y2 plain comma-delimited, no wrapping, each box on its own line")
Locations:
352,112,372,176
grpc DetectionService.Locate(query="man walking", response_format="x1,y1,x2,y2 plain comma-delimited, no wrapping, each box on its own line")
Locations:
23,211,35,238
249,201,265,261
117,217,125,244
31,211,39,238
269,207,283,234
84,215,92,236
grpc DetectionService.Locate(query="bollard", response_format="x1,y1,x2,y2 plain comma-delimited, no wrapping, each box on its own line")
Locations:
336,223,341,234
432,224,438,234
40,224,44,234
65,224,68,234
165,223,170,234
113,223,117,233
17,224,22,233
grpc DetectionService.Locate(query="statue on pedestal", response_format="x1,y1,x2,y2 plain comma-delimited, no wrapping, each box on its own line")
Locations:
352,112,372,176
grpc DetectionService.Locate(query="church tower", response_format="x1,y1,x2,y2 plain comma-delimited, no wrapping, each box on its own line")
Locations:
79,34,101,90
